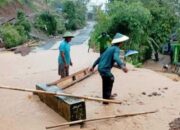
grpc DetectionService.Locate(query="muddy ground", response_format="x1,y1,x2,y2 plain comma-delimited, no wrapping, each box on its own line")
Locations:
0,43,180,130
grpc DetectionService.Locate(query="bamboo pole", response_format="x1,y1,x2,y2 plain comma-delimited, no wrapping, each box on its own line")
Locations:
0,85,121,104
46,110,158,129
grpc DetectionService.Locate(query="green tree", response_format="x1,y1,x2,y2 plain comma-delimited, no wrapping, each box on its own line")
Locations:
0,10,31,48
0,0,12,7
90,0,179,63
15,10,31,34
62,0,87,30
34,12,57,35
0,24,25,48
90,8,111,50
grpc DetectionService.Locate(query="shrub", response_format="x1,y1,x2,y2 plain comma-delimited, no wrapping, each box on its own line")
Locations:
56,17,66,34
0,10,31,48
0,24,25,48
0,0,12,7
176,28,180,42
34,12,57,35
15,25,28,41
16,10,31,33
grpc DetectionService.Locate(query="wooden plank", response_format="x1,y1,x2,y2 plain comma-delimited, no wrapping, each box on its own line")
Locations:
61,71,97,89
59,68,89,83
47,68,91,87
47,68,97,89
36,84,86,121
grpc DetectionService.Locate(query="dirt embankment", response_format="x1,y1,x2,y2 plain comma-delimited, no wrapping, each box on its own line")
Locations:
0,0,32,24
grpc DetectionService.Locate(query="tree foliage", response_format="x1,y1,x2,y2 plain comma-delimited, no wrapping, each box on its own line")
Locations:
15,9,31,35
0,0,12,7
0,10,31,48
34,0,87,33
34,11,66,35
0,24,25,48
62,0,87,30
34,12,58,35
90,0,179,63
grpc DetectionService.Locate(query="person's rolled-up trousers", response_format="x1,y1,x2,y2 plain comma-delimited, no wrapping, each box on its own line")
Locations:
101,75,114,99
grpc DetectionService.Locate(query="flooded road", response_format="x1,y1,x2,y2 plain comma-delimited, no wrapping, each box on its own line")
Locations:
33,22,95,52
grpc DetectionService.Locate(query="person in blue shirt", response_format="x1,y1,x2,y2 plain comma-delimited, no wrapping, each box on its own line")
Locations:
47,32,74,86
58,32,74,78
90,33,129,104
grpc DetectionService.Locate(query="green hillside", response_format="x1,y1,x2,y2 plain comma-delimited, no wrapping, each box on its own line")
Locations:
0,0,12,7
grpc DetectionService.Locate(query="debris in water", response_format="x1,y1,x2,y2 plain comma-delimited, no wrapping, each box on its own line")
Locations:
14,45,31,56
169,118,180,130
137,101,144,105
148,94,152,97
28,94,32,99
147,92,161,97
152,92,161,96
142,92,146,95
173,78,178,82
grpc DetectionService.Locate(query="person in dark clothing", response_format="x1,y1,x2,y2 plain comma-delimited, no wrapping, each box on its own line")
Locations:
154,50,159,62
167,40,173,64
167,40,171,54
90,33,129,104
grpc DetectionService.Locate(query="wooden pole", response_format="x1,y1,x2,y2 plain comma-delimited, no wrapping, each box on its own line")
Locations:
0,85,121,104
46,110,158,129
61,70,98,89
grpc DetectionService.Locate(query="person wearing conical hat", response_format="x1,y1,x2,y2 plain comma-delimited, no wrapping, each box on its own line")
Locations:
58,32,74,78
90,33,129,104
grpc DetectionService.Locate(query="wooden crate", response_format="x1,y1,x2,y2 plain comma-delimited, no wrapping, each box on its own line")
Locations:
36,84,86,121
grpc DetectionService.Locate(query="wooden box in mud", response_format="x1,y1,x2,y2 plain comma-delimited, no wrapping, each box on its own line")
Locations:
36,84,86,121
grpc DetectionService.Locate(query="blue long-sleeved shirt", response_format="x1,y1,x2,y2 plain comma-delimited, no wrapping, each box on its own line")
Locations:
58,40,71,65
93,45,125,76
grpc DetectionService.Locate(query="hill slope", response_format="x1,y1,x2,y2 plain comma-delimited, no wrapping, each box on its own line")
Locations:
0,0,47,24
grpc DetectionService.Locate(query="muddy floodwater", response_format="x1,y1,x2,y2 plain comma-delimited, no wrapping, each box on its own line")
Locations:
0,43,180,130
